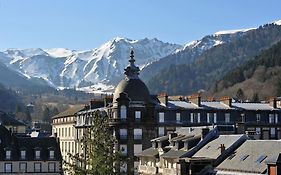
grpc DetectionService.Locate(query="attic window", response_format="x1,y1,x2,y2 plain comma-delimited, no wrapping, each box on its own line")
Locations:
256,155,267,164
35,150,41,159
240,155,249,161
49,150,55,159
228,154,236,160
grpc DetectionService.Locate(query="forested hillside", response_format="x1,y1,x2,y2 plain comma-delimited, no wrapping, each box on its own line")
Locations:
146,23,281,95
208,40,281,100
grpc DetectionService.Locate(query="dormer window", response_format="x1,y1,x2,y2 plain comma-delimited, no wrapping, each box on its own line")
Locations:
6,150,11,160
20,150,26,159
35,150,41,159
49,150,55,159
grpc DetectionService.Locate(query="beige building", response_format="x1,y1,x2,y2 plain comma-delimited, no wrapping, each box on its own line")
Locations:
52,105,86,172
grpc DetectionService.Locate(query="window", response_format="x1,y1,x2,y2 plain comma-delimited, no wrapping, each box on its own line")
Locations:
5,163,12,173
275,114,278,123
120,105,127,120
269,114,275,123
120,144,127,156
19,163,27,172
134,144,142,155
135,111,141,121
240,155,249,161
34,163,42,172
159,127,165,136
159,112,164,123
6,150,11,159
49,150,55,159
256,127,261,134
134,129,142,140
191,113,200,123
207,113,216,123
120,163,127,173
225,113,230,123
176,113,181,123
256,155,267,164
120,129,127,139
35,150,40,159
48,162,55,172
20,150,26,159
256,114,261,122
270,128,276,138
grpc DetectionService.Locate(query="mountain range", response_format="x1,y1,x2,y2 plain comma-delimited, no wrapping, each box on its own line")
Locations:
0,20,281,97
0,38,180,91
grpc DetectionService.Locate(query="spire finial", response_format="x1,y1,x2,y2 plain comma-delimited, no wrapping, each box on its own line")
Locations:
124,50,140,80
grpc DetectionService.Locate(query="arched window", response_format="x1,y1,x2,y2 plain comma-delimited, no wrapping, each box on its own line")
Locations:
120,105,127,119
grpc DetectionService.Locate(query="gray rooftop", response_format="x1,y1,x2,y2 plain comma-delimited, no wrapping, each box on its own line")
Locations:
162,100,279,111
217,140,281,174
192,135,246,160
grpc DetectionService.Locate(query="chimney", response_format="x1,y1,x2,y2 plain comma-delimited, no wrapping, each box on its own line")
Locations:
89,99,104,109
220,96,232,107
189,93,201,107
207,96,215,102
169,132,177,141
201,128,210,139
104,95,113,107
220,144,225,154
158,93,168,106
179,96,183,101
269,97,277,108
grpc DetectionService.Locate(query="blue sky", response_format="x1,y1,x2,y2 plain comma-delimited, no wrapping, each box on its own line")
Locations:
0,0,281,50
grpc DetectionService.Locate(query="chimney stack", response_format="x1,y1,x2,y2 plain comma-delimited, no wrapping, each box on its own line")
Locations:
158,93,168,106
220,144,225,154
220,96,232,107
189,93,201,107
269,97,277,108
201,128,210,139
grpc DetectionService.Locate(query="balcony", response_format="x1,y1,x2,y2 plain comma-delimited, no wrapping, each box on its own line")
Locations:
134,134,142,140
163,168,177,175
120,135,128,140
138,165,157,174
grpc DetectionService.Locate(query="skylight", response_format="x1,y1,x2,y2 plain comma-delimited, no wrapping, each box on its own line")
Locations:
240,155,249,161
256,155,267,164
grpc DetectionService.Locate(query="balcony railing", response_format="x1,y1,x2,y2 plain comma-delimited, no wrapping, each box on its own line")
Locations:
134,134,142,140
120,135,127,140
138,165,157,174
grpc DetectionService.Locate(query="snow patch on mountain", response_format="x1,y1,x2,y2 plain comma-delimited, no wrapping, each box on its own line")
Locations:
214,28,256,35
273,19,281,25
44,48,74,57
0,37,181,90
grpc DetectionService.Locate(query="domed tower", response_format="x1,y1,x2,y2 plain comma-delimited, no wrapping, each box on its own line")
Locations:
109,50,157,174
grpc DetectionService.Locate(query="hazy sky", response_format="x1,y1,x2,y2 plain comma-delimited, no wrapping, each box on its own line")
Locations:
0,0,281,50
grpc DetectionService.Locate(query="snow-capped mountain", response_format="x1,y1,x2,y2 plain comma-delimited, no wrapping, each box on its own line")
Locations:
0,38,181,89
140,28,251,81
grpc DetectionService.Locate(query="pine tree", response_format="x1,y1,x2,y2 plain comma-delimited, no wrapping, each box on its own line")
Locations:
42,106,50,122
64,111,123,175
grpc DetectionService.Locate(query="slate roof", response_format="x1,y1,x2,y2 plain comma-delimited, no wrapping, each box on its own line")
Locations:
161,149,188,159
0,111,26,126
52,105,85,119
162,100,279,111
192,135,247,160
137,147,159,157
217,140,281,174
0,125,62,161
